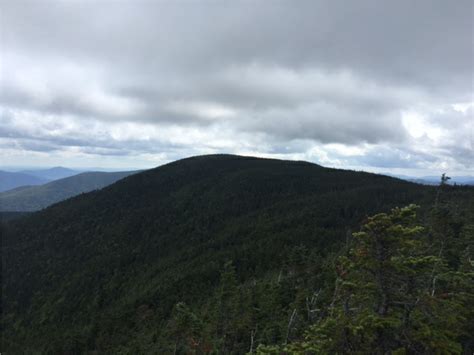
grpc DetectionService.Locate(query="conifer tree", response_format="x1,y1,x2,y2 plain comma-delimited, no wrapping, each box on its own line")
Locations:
260,205,473,354
213,261,240,352
168,302,203,354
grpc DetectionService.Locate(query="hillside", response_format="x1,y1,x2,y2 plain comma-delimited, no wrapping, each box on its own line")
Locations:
0,211,32,222
0,170,138,211
0,170,48,192
2,155,473,353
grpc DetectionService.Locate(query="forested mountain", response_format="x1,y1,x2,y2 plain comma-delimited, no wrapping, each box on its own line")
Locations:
0,171,137,212
2,155,473,354
0,170,48,192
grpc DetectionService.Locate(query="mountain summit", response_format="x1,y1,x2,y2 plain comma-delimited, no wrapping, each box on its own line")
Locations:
3,154,472,353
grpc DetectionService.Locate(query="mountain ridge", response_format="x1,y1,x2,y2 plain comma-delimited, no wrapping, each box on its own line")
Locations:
4,154,471,353
0,170,49,192
19,166,80,181
0,170,138,211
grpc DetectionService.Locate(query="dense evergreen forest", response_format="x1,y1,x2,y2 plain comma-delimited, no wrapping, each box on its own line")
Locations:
1,155,473,354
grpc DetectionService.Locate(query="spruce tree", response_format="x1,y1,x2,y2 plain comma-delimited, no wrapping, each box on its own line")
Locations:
262,205,473,354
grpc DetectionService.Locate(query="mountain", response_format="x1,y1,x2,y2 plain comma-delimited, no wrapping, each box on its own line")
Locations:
2,155,473,353
0,167,84,194
0,170,138,212
0,211,32,222
0,170,49,192
19,166,80,181
419,175,474,185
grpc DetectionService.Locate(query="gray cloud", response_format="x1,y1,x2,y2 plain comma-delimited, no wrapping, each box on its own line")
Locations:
0,0,472,173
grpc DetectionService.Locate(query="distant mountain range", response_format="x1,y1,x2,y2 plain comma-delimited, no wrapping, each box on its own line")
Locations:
19,166,80,180
0,167,80,192
0,170,138,211
0,170,49,192
384,174,474,186
417,175,474,185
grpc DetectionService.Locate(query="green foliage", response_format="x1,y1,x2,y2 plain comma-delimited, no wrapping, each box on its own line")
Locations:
167,302,204,353
2,155,473,353
278,203,474,354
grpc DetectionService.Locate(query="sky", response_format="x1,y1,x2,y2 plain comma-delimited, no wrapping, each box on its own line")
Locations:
1,0,473,176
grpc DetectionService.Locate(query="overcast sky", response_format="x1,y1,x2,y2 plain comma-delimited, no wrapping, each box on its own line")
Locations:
1,0,473,176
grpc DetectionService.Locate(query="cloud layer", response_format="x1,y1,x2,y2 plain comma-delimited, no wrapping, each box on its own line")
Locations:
1,0,472,174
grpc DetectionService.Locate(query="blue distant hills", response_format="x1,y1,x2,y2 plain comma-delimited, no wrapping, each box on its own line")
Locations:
0,168,139,211
384,174,474,186
19,167,80,181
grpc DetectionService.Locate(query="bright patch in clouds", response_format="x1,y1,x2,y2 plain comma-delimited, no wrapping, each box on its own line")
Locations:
452,102,473,113
166,101,236,120
80,88,144,117
325,144,368,157
402,111,443,141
